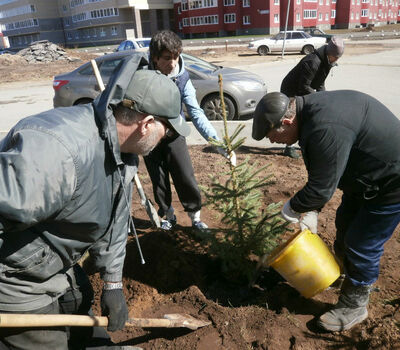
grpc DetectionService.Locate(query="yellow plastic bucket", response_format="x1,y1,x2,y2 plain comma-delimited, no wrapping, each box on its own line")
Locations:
266,229,340,298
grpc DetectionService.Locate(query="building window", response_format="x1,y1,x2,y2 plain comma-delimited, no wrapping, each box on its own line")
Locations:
224,13,236,23
304,0,317,2
325,12,329,19
178,5,181,14
332,0,336,2
318,12,322,20
297,0,301,4
182,0,188,11
65,18,70,26
303,9,317,18
99,27,106,37
188,15,218,25
62,4,67,11
274,13,279,22
361,8,368,16
356,12,359,18
204,0,217,6
243,0,250,6
111,26,117,35
243,15,250,24
331,9,336,17
67,32,72,40
224,0,235,5
274,0,279,4
296,12,301,21
351,11,354,19
357,0,360,4
179,21,182,29
326,0,329,3
190,1,202,9
319,0,323,4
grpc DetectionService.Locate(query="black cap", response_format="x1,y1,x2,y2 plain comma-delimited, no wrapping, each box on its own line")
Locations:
252,92,290,140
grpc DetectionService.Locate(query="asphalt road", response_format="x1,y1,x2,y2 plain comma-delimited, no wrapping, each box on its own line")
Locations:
0,39,399,148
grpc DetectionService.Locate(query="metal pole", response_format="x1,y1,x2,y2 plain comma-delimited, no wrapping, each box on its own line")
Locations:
281,0,291,58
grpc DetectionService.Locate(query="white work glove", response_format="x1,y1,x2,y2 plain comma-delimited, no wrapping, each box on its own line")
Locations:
217,147,237,167
281,200,300,223
300,211,319,234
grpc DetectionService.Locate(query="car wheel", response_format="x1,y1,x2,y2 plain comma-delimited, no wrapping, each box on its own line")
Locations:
302,45,314,55
74,98,93,105
201,94,236,120
257,46,269,56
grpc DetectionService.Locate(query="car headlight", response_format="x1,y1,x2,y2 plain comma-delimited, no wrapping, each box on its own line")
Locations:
231,80,262,91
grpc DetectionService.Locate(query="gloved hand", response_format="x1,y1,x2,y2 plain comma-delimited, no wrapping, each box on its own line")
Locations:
300,210,319,234
101,287,128,332
216,146,237,166
281,200,300,223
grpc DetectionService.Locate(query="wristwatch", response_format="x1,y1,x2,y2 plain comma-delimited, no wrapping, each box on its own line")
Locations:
103,281,123,290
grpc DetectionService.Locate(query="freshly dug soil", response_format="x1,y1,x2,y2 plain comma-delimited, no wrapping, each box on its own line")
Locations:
89,145,400,350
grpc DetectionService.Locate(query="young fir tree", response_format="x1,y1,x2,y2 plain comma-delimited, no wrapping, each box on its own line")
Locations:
201,75,288,283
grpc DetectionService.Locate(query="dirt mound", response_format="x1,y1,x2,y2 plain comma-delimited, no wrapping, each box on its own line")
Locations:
0,53,28,66
88,146,400,350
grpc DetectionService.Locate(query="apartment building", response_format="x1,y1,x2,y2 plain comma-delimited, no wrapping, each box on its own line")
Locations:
173,0,399,38
0,0,174,49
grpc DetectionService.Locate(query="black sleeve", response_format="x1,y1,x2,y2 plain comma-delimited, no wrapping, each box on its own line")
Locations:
290,125,355,213
296,60,318,95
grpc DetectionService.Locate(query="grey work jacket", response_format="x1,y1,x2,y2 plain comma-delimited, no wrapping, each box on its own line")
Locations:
0,53,148,311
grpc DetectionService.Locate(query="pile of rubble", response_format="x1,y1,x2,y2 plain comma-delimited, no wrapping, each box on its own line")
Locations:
17,40,80,63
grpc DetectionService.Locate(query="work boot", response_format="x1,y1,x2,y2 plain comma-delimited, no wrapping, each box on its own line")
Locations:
318,278,370,332
283,145,300,159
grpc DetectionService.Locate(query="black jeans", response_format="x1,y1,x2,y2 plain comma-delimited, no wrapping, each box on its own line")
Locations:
144,134,202,217
0,265,111,350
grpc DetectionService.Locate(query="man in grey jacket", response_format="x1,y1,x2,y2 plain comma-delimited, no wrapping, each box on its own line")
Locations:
0,55,189,349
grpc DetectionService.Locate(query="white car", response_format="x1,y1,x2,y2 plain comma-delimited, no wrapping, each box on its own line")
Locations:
115,38,151,52
248,31,327,56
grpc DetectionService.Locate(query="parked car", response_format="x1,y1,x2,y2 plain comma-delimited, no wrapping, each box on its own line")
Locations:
248,31,326,56
53,51,267,120
302,28,333,42
115,38,151,52
0,49,15,55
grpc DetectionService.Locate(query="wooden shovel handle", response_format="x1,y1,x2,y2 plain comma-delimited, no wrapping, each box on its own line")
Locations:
0,314,185,328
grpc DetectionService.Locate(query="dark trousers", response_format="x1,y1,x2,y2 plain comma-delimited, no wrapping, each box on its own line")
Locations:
334,194,400,286
144,135,202,217
0,265,111,350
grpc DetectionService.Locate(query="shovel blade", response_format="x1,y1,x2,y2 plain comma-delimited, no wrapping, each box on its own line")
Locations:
163,313,211,330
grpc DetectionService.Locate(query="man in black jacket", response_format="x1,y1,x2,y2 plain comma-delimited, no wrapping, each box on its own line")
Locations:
280,36,344,158
252,91,400,332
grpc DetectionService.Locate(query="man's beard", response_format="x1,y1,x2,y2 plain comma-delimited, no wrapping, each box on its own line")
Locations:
135,128,162,156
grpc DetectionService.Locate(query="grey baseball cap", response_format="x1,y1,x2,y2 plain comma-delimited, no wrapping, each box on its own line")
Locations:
252,92,290,141
122,69,190,137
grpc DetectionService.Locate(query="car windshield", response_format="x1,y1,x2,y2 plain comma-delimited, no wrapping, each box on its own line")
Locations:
182,53,219,74
136,39,150,48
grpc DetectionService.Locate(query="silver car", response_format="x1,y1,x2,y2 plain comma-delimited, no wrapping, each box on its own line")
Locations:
248,31,326,56
53,51,267,120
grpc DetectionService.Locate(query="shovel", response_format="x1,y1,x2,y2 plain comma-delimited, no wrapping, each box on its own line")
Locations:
0,313,211,331
90,59,160,228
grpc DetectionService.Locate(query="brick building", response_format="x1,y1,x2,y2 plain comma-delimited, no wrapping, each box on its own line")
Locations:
0,0,174,49
173,0,399,38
